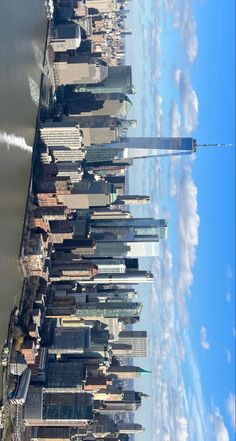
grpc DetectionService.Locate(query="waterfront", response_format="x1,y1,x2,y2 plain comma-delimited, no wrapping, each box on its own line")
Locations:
0,0,47,352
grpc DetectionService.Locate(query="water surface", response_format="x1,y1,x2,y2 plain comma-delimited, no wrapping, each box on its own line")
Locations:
0,0,47,350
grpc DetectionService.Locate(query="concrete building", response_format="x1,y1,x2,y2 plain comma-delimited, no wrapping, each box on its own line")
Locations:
20,339,37,366
40,120,83,149
10,368,31,405
75,65,134,94
56,180,117,209
114,331,148,357
107,364,151,379
65,92,132,118
86,0,118,13
50,23,81,52
48,327,90,355
53,53,108,86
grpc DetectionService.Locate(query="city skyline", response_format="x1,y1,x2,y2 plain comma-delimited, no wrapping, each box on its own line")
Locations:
0,0,234,440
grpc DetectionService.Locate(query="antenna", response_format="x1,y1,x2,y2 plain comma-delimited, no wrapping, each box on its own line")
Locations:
196,143,232,147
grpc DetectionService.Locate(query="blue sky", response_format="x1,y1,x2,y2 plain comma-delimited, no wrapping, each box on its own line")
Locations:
126,0,235,440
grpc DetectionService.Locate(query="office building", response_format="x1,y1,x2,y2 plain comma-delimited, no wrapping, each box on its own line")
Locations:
90,218,168,241
48,327,90,355
62,115,135,146
116,330,148,357
24,387,93,426
107,364,151,379
95,136,196,157
75,66,134,94
95,390,147,413
40,120,83,150
56,180,117,210
45,361,86,392
117,423,143,434
81,270,154,285
47,301,142,320
65,92,132,118
86,0,118,13
83,218,167,258
50,22,81,52
53,53,109,86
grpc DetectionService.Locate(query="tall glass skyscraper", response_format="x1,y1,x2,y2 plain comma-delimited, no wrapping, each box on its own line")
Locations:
89,218,168,242
110,137,196,151
87,218,167,257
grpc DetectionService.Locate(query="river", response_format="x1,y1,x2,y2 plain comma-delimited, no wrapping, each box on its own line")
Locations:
0,0,47,354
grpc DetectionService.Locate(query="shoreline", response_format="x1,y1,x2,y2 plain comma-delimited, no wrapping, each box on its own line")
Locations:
0,14,51,410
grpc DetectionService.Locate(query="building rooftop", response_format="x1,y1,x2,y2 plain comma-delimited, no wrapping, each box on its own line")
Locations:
46,361,86,389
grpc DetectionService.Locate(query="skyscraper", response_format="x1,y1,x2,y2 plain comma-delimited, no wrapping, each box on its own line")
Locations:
90,218,168,241
85,137,196,160
88,218,167,257
75,66,134,95
107,364,151,379
113,330,148,357
98,136,195,151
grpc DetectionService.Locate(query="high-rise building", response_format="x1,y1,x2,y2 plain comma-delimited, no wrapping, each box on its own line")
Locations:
90,218,168,241
107,364,151,379
45,361,86,392
56,180,117,210
60,115,135,146
81,270,154,285
117,423,143,434
116,330,148,357
75,66,134,95
86,0,118,13
53,53,109,87
48,327,90,355
50,23,81,52
24,387,94,426
95,136,196,157
94,390,147,413
47,301,142,320
87,218,167,257
40,120,83,150
65,92,132,118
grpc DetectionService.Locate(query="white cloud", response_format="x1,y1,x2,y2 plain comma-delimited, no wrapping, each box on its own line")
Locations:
168,101,182,197
212,407,230,441
225,393,236,430
155,94,164,136
226,268,233,279
180,0,198,63
170,100,182,137
225,291,231,302
164,0,198,63
177,69,198,134
174,68,182,86
175,415,188,441
176,161,200,318
200,326,210,350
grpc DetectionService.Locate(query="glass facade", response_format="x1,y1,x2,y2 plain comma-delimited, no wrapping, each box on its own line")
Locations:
90,218,167,242
75,302,142,318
